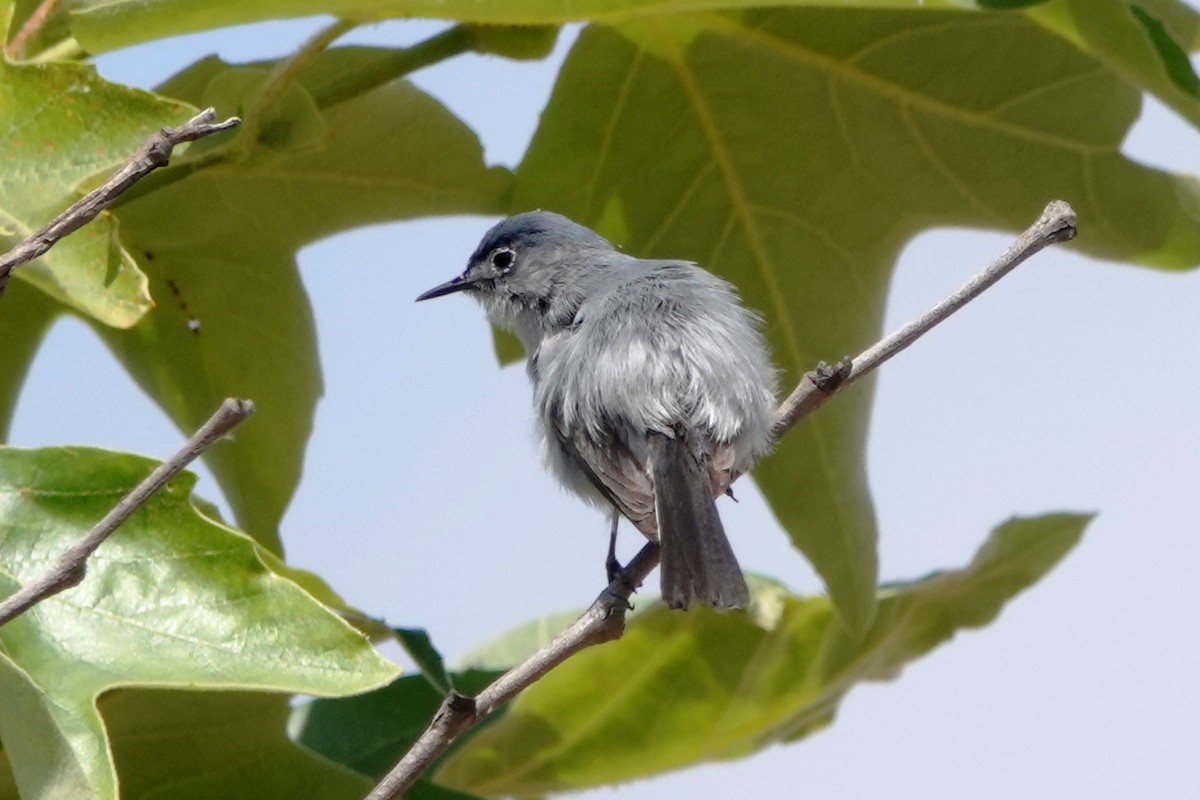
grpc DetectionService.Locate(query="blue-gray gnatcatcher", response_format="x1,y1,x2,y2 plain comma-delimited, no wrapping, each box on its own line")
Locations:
417,211,777,609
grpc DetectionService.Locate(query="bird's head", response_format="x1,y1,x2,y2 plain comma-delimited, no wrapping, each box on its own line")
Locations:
417,211,617,345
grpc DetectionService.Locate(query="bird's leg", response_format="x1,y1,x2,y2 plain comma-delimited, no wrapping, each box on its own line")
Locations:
605,511,623,583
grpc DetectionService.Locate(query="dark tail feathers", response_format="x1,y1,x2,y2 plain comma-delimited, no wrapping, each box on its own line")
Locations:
650,433,749,610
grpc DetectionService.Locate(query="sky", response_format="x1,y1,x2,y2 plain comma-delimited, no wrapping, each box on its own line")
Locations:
9,9,1200,799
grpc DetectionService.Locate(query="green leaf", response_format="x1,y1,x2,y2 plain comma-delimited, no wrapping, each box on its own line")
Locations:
455,609,584,671
0,446,398,800
0,750,19,800
1130,2,1200,96
395,628,453,693
66,0,1200,105
94,54,510,548
0,280,61,441
293,670,501,781
435,514,1090,795
101,690,373,800
509,7,1200,635
1131,0,1200,50
1023,0,1200,128
466,23,561,61
0,59,192,326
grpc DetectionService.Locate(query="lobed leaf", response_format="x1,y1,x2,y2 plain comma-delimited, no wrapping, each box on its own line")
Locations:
0,446,398,800
433,514,1090,795
293,669,502,781
509,6,1200,633
0,59,192,326
63,0,1200,130
91,53,511,548
101,691,374,800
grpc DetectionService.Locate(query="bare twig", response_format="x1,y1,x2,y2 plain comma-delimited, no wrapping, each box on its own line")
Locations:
365,543,661,800
366,201,1078,799
772,200,1077,438
0,398,255,627
0,108,241,297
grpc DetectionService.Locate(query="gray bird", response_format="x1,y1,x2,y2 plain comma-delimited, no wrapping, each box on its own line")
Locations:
417,211,777,609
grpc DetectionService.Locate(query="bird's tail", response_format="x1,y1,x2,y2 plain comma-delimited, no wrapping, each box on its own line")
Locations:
649,433,750,610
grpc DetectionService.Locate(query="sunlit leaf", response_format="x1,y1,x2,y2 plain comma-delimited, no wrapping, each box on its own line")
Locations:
0,446,397,800
0,59,191,326
509,7,1200,633
435,514,1090,795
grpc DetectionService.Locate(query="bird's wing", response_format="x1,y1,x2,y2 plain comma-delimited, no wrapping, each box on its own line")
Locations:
551,424,659,538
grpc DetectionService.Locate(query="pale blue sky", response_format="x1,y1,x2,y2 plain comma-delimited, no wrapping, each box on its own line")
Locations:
10,11,1200,799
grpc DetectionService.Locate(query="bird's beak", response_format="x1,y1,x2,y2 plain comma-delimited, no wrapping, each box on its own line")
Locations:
416,274,474,302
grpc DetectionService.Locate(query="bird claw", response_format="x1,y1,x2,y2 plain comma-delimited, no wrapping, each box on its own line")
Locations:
605,553,624,584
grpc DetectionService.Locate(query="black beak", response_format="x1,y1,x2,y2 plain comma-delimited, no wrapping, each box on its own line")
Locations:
416,274,473,302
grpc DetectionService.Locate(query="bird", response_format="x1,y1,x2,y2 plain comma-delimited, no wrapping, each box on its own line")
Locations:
416,211,777,609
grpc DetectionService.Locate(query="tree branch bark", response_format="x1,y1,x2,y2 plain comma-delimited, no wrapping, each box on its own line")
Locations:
366,200,1079,799
0,108,240,298
772,200,1077,438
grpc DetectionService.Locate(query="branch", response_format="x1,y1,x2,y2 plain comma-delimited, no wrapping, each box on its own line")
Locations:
0,398,254,627
771,200,1077,438
365,543,661,800
366,200,1078,799
0,108,241,297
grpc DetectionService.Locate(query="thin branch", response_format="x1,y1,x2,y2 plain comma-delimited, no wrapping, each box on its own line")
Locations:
0,398,255,627
0,108,241,297
366,200,1078,799
771,200,1077,438
4,0,64,60
365,543,661,800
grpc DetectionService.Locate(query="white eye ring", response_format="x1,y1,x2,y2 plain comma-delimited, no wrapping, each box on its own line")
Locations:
491,247,515,273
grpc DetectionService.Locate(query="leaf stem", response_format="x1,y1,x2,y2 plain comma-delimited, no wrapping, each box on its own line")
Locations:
27,36,84,63
4,0,64,60
233,17,360,159
109,23,477,207
309,24,478,109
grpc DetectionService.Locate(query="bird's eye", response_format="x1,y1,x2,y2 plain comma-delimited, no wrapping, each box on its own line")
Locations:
491,248,515,273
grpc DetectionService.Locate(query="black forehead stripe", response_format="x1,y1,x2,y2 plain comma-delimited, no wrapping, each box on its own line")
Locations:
473,223,550,260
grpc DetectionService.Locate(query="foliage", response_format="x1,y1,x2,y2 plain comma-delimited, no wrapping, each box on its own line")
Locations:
2,0,1197,796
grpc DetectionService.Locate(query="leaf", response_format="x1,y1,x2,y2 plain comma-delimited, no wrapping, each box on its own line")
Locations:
1023,0,1200,128
293,670,502,781
65,0,1200,118
0,280,61,441
509,7,1200,635
0,446,398,800
0,59,192,326
434,514,1091,796
395,627,453,693
101,690,373,800
455,609,585,670
93,54,511,548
